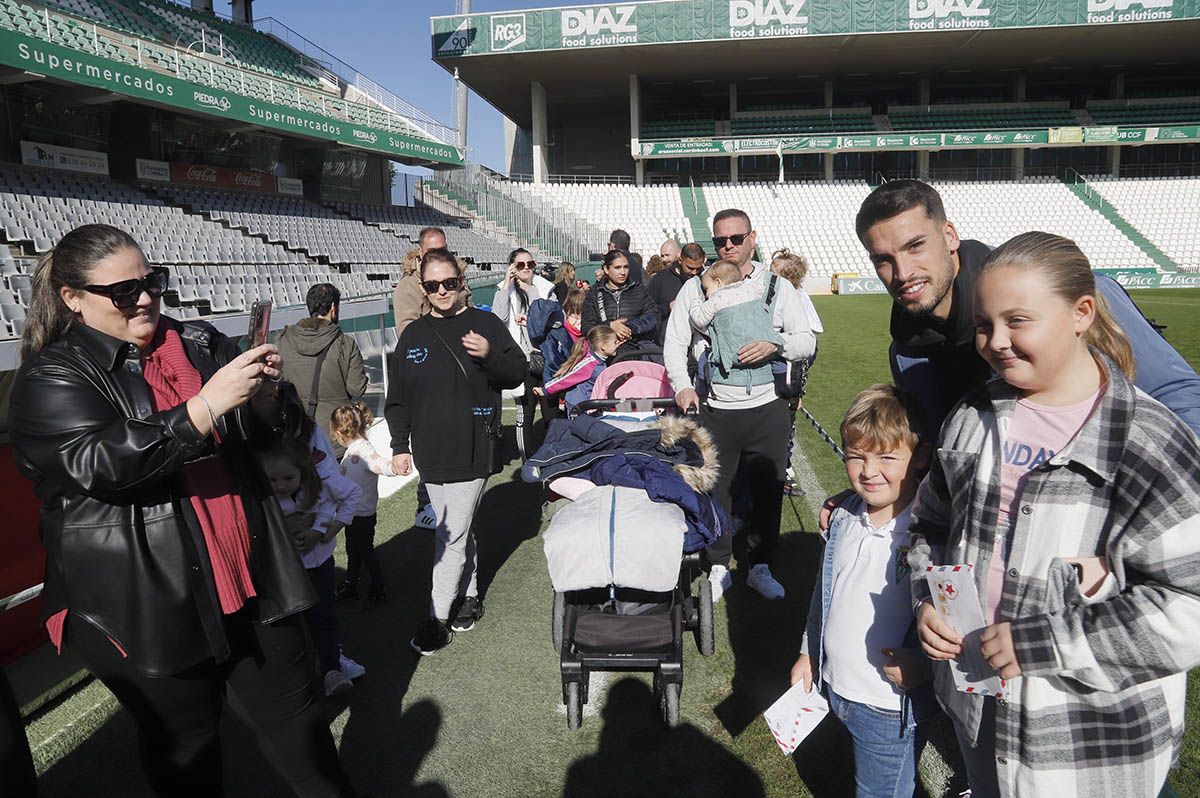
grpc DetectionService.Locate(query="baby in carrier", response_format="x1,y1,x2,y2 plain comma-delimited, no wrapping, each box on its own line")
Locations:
689,260,784,394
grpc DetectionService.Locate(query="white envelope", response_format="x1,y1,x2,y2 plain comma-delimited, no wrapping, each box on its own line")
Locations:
763,681,830,756
925,564,1008,700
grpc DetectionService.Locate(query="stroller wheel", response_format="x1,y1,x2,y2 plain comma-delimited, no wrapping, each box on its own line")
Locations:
551,591,565,652
660,681,680,729
566,680,583,730
696,577,715,657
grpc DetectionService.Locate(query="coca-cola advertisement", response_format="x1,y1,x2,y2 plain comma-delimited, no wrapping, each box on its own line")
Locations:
170,161,277,193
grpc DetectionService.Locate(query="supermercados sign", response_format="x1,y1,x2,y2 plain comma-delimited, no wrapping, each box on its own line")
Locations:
433,0,1200,56
0,28,462,165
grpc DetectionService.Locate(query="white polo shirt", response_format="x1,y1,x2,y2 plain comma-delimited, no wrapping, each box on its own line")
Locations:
821,499,915,711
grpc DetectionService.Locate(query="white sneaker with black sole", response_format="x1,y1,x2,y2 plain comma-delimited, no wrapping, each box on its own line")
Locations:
709,564,732,604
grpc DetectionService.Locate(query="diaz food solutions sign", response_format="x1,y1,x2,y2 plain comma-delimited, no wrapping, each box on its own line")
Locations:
433,0,1200,56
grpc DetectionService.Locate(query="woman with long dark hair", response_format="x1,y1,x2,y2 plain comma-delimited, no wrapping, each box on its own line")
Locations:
490,247,555,458
9,224,352,797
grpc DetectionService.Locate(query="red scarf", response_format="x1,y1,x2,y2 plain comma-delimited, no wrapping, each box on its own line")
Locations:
142,324,256,614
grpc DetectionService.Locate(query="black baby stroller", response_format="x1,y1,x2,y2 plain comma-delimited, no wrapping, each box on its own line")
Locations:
532,380,721,730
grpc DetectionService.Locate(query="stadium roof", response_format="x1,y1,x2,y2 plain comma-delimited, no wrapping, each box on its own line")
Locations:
431,2,1200,127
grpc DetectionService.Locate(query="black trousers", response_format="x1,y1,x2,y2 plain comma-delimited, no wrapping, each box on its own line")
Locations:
0,664,35,797
700,398,791,569
344,513,384,589
67,607,352,798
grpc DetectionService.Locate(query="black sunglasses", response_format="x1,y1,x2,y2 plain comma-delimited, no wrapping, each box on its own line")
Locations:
711,232,751,249
422,276,462,295
85,267,169,309
513,261,534,270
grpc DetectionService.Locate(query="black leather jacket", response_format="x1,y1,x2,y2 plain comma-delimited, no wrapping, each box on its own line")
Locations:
9,319,315,676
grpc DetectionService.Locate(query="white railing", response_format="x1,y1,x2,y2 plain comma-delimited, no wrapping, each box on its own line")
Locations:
254,16,457,146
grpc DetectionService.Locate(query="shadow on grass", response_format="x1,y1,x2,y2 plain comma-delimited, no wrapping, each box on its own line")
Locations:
562,678,765,798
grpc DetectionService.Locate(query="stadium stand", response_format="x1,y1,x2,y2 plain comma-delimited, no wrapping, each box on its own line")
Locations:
152,185,414,264
640,117,718,140
1087,176,1200,271
332,201,516,264
1086,98,1200,127
40,0,325,87
0,163,515,340
888,103,1080,131
919,178,1153,269
730,108,875,136
0,0,440,143
518,182,691,260
504,177,1170,286
703,181,874,280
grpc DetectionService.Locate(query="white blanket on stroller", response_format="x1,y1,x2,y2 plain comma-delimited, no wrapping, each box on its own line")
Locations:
542,485,686,593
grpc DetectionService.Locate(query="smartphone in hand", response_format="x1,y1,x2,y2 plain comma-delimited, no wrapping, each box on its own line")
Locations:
248,300,272,348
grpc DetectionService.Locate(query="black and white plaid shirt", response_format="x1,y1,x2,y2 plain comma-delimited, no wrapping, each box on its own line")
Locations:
908,355,1200,797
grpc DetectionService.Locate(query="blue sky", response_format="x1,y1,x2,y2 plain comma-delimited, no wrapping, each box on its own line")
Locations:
251,0,565,176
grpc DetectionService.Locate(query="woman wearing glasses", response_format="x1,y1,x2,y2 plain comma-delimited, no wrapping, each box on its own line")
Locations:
490,248,555,459
386,248,526,654
8,225,352,796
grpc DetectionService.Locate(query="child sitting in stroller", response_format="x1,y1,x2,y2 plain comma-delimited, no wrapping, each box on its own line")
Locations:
544,325,620,414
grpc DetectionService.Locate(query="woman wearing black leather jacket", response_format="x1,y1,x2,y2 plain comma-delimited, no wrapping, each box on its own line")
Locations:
8,225,352,797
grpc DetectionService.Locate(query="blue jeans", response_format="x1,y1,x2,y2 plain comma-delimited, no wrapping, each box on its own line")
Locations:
829,689,927,798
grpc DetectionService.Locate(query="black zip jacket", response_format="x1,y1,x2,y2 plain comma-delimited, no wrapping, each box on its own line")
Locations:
580,280,658,347
386,308,526,482
9,319,316,676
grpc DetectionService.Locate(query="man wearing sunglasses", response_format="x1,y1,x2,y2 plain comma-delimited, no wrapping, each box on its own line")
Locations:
276,283,369,458
663,209,818,603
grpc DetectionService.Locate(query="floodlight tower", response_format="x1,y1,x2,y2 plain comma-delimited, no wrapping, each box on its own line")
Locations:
455,0,470,157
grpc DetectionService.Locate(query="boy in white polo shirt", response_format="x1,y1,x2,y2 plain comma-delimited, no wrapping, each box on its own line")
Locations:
790,384,938,797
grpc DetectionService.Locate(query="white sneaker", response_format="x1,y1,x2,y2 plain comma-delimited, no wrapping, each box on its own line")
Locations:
324,668,353,697
414,504,437,530
747,563,785,600
708,564,732,604
339,653,366,680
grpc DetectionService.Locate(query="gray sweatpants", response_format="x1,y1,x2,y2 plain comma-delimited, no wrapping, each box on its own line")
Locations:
427,478,487,621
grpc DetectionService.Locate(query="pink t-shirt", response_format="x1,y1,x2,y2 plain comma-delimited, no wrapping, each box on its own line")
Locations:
985,388,1102,624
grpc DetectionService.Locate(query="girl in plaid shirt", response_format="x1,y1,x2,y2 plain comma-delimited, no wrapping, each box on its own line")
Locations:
909,231,1200,798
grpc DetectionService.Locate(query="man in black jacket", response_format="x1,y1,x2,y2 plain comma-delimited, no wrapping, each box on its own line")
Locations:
581,250,658,356
649,242,705,346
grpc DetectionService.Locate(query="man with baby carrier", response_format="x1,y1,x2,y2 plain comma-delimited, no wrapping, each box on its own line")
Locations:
664,209,818,602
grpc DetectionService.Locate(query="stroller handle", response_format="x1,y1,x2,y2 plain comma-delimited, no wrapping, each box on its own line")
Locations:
608,346,664,365
573,396,694,415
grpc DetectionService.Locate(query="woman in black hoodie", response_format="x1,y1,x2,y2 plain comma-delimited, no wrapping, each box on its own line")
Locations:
386,248,526,655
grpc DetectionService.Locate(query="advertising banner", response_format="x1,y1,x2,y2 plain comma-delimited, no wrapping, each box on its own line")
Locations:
433,0,1200,57
835,275,889,294
0,28,462,165
1095,269,1200,289
639,139,736,156
277,177,305,196
637,128,1060,157
170,162,277,193
135,158,170,182
20,140,109,175
942,130,1049,147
